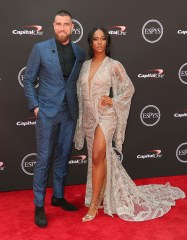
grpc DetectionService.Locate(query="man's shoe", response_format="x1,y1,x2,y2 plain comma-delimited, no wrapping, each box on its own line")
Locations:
34,206,48,228
51,196,78,211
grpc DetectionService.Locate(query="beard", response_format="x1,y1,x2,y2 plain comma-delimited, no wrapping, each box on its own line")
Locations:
55,31,71,43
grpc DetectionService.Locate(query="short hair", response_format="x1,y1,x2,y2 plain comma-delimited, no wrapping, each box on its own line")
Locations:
88,27,111,58
55,10,72,20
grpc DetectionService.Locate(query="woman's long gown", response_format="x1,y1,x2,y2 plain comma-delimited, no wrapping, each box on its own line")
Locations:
74,57,185,221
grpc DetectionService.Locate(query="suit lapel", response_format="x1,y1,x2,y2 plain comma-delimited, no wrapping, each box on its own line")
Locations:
49,38,82,84
66,42,82,83
50,38,65,83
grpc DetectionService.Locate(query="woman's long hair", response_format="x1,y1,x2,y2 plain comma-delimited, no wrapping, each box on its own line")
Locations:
87,27,111,58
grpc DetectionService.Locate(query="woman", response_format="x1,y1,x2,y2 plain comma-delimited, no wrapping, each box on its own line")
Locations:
74,27,185,222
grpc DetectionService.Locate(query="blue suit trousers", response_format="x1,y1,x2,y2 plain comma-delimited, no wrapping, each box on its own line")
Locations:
33,104,76,207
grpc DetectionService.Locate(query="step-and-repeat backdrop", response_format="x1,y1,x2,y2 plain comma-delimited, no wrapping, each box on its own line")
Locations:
0,0,187,191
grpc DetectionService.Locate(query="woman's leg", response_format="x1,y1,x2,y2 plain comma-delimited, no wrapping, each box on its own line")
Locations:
84,124,106,217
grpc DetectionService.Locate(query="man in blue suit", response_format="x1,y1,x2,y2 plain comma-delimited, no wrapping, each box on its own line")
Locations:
24,10,86,228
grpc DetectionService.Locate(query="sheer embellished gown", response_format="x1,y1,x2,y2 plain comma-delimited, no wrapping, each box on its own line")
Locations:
74,57,185,221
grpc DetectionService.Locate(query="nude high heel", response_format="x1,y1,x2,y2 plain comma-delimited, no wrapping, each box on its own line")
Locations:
82,202,98,222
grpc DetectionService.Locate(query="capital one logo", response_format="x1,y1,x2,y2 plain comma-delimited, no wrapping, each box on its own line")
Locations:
140,105,161,126
71,19,83,43
16,117,36,127
142,20,163,43
176,143,187,163
21,153,37,175
68,155,87,164
18,67,39,88
108,26,127,36
177,29,187,35
0,162,5,170
174,109,187,118
12,25,44,36
138,69,164,79
137,150,162,159
178,63,187,84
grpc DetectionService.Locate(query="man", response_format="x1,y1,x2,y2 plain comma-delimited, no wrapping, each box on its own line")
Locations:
24,10,86,228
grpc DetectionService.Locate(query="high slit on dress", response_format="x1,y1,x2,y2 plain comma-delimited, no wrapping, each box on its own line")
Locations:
74,57,185,221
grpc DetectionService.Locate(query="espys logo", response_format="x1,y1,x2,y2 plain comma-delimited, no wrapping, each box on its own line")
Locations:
142,20,163,43
16,117,36,127
12,25,44,36
71,19,83,43
174,109,187,118
113,147,123,163
137,150,162,159
68,155,87,164
21,153,37,175
140,105,161,126
108,26,127,36
0,162,5,171
18,67,39,88
176,143,187,163
138,69,164,79
178,63,187,84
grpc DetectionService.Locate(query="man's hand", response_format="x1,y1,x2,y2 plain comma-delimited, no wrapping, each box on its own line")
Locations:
34,107,39,117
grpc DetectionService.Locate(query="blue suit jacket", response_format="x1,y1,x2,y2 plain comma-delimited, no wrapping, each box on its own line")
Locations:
24,37,86,120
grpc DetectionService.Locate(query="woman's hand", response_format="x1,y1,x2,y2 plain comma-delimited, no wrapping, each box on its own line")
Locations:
99,96,113,107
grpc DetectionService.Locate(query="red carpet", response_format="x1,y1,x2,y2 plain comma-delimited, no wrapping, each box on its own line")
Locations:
0,175,187,240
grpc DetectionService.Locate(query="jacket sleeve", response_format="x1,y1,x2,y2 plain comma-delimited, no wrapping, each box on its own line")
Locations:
74,68,85,150
24,44,40,111
111,60,135,152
